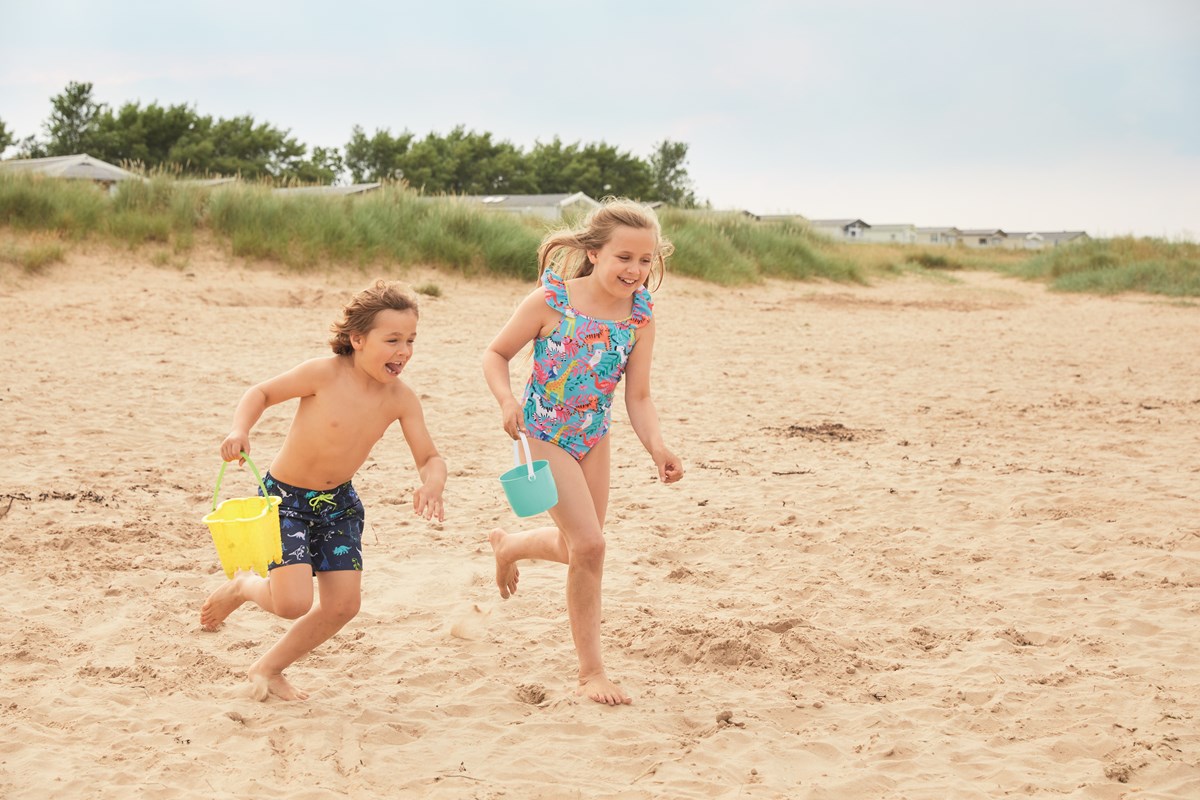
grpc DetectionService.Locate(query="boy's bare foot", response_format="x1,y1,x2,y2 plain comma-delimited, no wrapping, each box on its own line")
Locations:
200,573,250,631
489,528,519,598
248,663,309,702
577,672,632,706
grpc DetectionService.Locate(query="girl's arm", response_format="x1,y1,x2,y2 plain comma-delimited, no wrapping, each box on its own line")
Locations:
482,289,554,439
396,386,447,522
623,320,684,484
220,358,329,463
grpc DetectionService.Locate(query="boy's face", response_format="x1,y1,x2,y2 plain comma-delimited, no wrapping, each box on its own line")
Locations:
351,308,419,382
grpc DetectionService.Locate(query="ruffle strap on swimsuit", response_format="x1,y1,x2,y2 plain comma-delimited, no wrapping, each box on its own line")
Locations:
541,269,653,328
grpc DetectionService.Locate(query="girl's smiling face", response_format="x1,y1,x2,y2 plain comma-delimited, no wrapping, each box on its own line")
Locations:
588,225,658,295
351,308,418,382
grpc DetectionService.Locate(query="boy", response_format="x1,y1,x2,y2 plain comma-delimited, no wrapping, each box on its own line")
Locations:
200,280,446,701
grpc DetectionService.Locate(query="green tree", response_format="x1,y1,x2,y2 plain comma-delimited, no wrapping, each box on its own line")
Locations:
399,126,530,194
168,114,308,180
91,101,202,170
525,137,654,198
649,139,698,207
44,81,105,155
0,118,14,156
343,125,414,183
568,141,654,200
526,137,583,193
14,135,47,159
289,145,345,185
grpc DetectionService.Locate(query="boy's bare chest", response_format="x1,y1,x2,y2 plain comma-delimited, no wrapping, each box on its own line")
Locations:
300,386,397,438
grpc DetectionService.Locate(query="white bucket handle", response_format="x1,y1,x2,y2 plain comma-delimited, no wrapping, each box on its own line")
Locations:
512,432,537,481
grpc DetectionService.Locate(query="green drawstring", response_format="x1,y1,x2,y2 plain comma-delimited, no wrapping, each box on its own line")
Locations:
309,492,336,510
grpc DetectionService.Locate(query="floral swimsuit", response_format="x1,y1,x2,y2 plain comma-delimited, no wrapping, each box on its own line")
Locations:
522,269,653,460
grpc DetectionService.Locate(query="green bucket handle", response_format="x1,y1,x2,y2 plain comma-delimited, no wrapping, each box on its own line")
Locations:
211,451,270,512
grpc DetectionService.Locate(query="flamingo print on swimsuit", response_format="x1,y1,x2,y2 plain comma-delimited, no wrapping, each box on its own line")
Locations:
520,269,652,461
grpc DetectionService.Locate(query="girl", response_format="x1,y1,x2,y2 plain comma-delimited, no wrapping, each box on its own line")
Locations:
201,280,447,701
482,198,684,706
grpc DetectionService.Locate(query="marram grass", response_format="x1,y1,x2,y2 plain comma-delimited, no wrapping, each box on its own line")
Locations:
2,172,1196,294
1005,236,1200,296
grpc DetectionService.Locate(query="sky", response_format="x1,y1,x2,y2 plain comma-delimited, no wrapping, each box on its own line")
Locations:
2,0,1198,239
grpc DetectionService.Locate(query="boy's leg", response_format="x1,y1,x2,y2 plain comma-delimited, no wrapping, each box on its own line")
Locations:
200,563,314,631
248,569,362,701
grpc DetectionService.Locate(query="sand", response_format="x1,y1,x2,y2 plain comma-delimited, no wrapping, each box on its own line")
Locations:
1,244,1197,799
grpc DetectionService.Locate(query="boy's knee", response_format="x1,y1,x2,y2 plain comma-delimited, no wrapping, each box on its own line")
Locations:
275,598,314,620
323,598,360,625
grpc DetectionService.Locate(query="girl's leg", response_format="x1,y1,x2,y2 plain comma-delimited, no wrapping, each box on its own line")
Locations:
563,437,627,704
248,569,362,701
578,434,611,529
492,436,628,705
488,437,612,594
200,563,314,630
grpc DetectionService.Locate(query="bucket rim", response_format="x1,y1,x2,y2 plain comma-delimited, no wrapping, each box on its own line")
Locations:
202,494,281,525
499,459,552,483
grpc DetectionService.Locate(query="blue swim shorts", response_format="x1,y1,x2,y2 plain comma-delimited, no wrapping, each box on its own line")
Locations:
261,472,364,572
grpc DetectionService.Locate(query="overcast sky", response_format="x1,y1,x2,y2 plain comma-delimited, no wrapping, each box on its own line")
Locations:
2,0,1197,238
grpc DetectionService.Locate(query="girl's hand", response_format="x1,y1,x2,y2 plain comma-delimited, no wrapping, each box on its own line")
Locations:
654,448,684,484
412,483,445,522
500,398,525,440
220,432,250,465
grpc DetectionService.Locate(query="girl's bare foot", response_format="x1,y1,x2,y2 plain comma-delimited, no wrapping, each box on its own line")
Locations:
578,673,632,706
248,662,309,702
489,528,519,598
200,573,250,631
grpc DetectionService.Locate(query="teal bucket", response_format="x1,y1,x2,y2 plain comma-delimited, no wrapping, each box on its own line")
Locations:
499,433,558,517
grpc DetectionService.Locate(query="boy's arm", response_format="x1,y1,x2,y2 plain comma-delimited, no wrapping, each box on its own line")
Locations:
482,289,552,439
397,387,447,522
220,358,329,463
623,321,684,484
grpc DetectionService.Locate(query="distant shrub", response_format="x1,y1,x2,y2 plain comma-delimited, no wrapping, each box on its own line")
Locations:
1011,237,1200,296
909,251,959,270
0,241,65,274
659,209,862,284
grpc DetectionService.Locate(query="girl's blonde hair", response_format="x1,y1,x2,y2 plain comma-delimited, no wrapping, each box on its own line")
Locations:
329,280,418,355
537,197,674,291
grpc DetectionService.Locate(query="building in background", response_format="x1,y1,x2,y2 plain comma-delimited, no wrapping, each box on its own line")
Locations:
0,153,142,187
449,192,600,221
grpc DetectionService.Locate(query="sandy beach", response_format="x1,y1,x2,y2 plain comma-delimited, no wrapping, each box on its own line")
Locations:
1,244,1197,799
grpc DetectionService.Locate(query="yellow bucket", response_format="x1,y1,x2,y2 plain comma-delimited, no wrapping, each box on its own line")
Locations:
202,453,282,579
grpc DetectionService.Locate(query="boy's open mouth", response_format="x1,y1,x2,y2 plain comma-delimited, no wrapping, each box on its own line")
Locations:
385,361,404,375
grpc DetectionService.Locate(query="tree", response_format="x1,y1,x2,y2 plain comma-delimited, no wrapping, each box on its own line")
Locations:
44,81,105,156
91,100,202,170
526,137,582,193
398,126,531,195
289,146,345,185
14,135,47,159
649,139,697,208
167,114,308,180
343,125,414,183
567,141,654,200
0,118,14,157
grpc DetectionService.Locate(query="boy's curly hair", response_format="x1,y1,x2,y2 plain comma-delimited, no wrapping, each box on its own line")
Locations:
329,280,419,355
